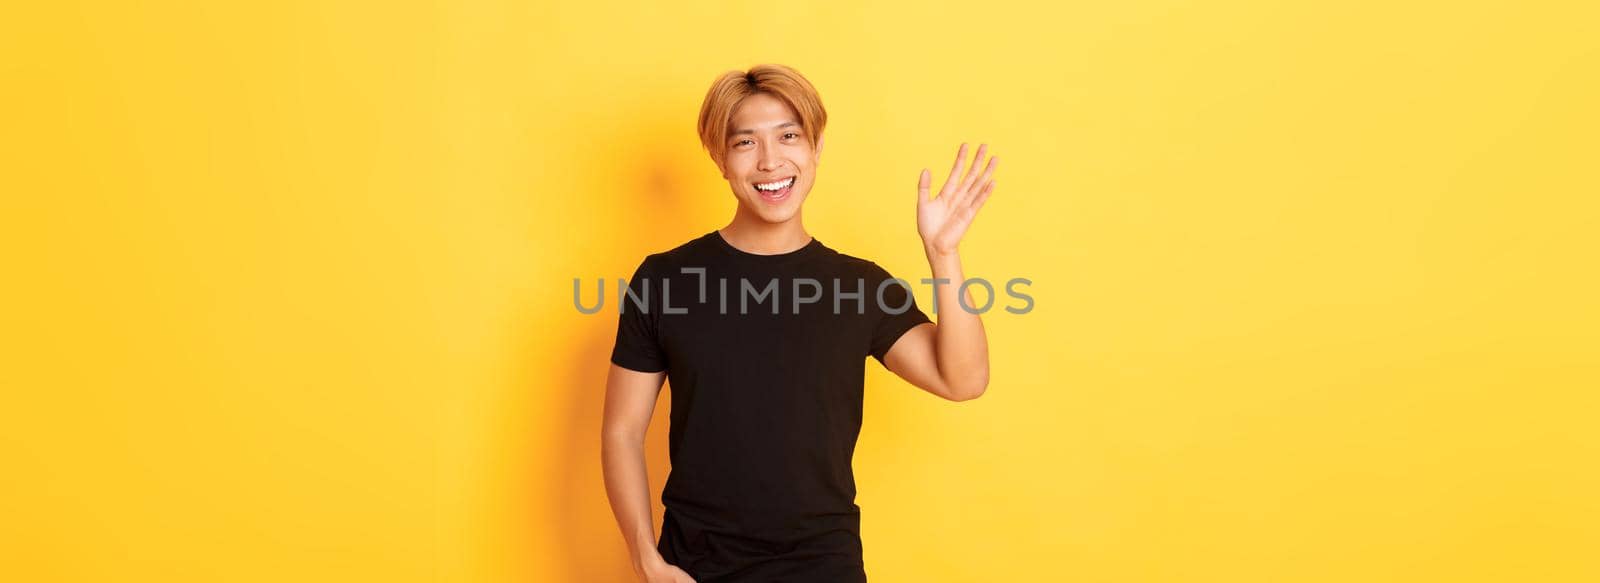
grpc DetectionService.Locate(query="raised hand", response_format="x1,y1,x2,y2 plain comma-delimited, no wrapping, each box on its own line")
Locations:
917,143,998,256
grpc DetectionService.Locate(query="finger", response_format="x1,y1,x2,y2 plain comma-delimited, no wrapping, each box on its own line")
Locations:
955,154,997,209
917,168,931,203
940,143,968,198
956,143,988,203
966,178,995,218
962,143,988,186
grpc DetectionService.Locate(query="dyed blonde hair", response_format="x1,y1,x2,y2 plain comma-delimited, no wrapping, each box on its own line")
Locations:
697,64,827,169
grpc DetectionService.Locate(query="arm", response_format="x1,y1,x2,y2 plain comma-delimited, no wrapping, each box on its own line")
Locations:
883,251,990,401
883,143,999,402
600,364,696,582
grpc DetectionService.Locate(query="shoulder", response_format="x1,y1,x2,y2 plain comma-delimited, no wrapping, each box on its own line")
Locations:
631,233,718,275
815,243,897,281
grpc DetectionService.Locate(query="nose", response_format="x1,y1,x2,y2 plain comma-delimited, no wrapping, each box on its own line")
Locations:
757,142,781,173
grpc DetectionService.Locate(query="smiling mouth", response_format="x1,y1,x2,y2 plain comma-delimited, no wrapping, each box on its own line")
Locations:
752,176,796,203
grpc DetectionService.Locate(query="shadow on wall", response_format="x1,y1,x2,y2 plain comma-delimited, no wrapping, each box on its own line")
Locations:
537,105,706,581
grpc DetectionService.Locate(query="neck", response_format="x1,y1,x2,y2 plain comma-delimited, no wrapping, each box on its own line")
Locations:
719,209,811,255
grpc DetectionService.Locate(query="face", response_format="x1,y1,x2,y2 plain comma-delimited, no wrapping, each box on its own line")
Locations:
717,92,822,224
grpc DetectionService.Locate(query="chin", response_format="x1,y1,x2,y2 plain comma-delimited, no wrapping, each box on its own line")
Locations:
766,211,800,224
746,203,801,224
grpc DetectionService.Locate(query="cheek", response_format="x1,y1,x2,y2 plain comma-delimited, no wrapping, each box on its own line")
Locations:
791,147,818,172
722,155,754,180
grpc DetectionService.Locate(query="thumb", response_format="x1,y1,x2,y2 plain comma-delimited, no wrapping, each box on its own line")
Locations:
917,168,931,203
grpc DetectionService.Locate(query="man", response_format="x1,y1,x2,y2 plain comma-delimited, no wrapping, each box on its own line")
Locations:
601,63,998,582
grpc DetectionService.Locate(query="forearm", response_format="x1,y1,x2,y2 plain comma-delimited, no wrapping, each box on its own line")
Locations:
601,433,665,574
924,246,990,399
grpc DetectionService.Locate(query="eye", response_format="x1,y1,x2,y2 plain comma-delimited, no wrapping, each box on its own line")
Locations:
734,139,754,147
782,132,799,140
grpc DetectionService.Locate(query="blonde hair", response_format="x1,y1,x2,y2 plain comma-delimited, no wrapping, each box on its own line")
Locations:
697,64,827,168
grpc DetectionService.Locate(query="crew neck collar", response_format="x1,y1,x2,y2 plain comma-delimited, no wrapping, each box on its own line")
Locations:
708,230,822,262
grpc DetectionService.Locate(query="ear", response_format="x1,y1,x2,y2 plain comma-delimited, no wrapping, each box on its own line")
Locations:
815,134,825,160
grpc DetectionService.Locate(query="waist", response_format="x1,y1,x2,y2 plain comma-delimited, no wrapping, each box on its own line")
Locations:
661,505,863,552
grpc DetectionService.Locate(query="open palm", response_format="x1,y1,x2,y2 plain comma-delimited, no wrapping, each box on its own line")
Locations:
918,143,998,255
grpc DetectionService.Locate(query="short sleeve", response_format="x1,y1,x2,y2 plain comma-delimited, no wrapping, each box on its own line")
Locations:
610,256,668,373
868,263,932,365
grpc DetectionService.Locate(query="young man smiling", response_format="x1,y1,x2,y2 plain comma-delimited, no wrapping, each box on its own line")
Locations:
601,64,998,582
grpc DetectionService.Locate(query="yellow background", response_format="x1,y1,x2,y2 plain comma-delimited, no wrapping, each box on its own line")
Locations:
3,1,1596,581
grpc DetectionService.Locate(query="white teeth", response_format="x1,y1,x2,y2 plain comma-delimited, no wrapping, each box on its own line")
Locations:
755,177,794,191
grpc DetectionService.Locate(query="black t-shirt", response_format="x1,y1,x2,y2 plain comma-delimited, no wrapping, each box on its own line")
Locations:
610,230,931,582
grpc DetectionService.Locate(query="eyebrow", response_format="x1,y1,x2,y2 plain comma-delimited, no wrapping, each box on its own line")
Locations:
728,121,799,136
